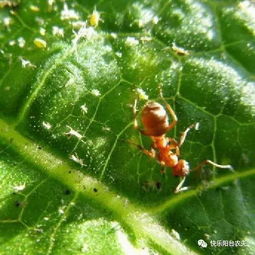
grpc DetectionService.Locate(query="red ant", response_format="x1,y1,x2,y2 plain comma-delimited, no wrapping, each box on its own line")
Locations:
131,88,232,193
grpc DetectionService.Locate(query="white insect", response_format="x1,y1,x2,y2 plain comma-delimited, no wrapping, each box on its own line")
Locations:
30,5,40,12
42,121,52,130
61,3,80,20
70,154,84,166
52,26,64,37
20,57,36,68
3,17,12,28
195,122,200,130
91,89,101,97
39,28,46,36
13,184,26,192
72,23,97,45
65,126,83,140
80,104,88,114
172,43,189,56
125,37,139,46
136,88,148,100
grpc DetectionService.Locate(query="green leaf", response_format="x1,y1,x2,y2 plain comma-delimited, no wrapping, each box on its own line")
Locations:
0,0,255,254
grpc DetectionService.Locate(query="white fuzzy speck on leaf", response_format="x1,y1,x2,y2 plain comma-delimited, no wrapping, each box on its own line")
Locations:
13,184,26,192
65,126,83,140
52,26,64,37
19,57,36,68
91,89,101,97
125,37,139,46
136,88,148,100
42,121,52,130
80,104,88,114
17,37,26,48
61,3,80,20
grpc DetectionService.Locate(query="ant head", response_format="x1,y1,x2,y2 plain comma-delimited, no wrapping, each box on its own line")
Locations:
141,101,169,136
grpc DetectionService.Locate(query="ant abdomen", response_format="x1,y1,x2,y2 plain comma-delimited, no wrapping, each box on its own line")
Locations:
141,101,170,136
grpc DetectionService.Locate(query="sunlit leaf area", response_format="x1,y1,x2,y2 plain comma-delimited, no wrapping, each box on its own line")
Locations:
0,0,255,254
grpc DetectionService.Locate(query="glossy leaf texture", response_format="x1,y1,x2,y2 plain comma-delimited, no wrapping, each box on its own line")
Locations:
0,0,255,254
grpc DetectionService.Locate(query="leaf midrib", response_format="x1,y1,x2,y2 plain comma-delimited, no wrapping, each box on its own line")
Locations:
0,118,198,255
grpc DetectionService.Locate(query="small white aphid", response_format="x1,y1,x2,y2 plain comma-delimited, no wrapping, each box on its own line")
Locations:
34,38,47,49
13,184,26,192
61,3,80,20
30,5,40,12
58,207,65,214
65,126,83,140
39,28,46,36
35,17,44,25
140,36,152,42
195,122,200,130
91,89,101,97
9,40,15,46
115,52,122,58
71,21,86,29
52,26,64,37
136,88,148,100
102,126,111,132
172,43,189,56
80,104,88,114
70,154,84,166
3,17,12,28
72,24,97,44
171,229,181,240
17,37,25,48
42,121,52,130
110,33,117,39
125,37,139,46
20,57,36,68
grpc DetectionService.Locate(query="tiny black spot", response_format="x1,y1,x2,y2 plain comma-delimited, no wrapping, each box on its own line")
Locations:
64,189,71,195
37,146,42,150
68,170,72,174
156,181,161,190
93,188,98,192
15,201,21,207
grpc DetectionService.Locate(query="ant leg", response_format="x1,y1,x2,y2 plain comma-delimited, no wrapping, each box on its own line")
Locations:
168,138,180,155
165,103,178,130
128,140,156,159
178,123,197,147
158,85,178,130
132,99,147,134
133,98,139,130
193,160,233,172
174,177,189,193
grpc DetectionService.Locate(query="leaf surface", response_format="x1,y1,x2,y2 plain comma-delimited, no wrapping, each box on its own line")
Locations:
0,0,255,254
